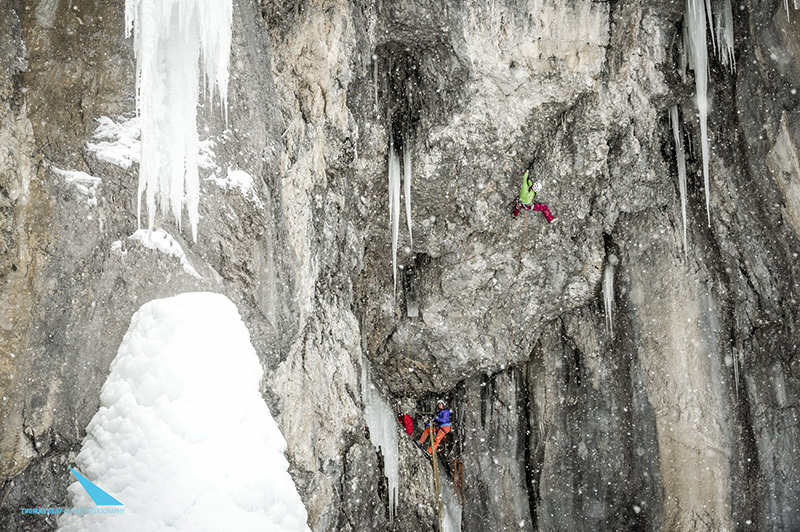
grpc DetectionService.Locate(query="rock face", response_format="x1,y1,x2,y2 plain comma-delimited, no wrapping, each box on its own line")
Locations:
1,0,799,531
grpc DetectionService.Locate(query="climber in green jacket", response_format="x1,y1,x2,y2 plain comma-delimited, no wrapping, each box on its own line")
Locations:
512,168,557,223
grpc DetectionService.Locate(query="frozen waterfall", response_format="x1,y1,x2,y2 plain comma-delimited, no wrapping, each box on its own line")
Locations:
125,0,232,242
361,360,400,521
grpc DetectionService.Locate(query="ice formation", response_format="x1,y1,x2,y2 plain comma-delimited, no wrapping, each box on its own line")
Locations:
403,135,413,247
387,135,414,294
603,255,619,336
440,477,463,532
58,292,311,532
785,0,800,20
670,105,689,256
388,137,402,293
684,0,711,226
125,0,232,242
361,360,399,521
715,0,736,72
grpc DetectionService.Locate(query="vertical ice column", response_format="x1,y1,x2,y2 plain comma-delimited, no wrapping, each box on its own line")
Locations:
403,135,413,247
361,361,400,521
125,0,232,242
670,105,689,257
684,0,711,226
604,255,619,336
388,138,402,293
785,0,800,20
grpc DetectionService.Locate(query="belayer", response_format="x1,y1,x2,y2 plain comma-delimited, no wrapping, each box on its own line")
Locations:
512,167,557,223
417,399,452,455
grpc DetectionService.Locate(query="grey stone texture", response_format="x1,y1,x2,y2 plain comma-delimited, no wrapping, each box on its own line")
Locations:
1,0,799,531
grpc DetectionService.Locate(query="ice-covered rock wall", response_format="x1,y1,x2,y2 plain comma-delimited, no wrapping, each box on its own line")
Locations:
2,0,799,531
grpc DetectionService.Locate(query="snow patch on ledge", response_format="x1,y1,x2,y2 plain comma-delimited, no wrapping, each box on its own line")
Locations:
57,292,312,532
128,229,201,279
51,167,102,207
208,168,264,209
88,115,141,169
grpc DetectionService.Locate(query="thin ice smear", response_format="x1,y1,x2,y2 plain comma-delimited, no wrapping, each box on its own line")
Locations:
361,360,399,521
125,0,232,242
670,105,689,257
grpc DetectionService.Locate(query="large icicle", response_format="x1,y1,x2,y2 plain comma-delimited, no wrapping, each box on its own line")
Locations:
714,0,736,72
603,255,619,336
403,135,413,247
440,477,463,532
785,0,800,21
684,0,712,226
670,105,689,257
125,0,232,242
388,137,402,293
361,360,400,521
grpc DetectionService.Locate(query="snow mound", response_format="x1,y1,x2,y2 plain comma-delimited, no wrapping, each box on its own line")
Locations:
58,292,311,532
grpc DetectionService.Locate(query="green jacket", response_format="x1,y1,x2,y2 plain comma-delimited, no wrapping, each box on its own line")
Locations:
519,170,537,205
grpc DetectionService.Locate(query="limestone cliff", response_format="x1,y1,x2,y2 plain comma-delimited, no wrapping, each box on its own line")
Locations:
1,0,798,531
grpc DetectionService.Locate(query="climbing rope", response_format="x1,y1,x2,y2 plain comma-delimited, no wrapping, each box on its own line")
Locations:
430,416,444,530
491,208,530,430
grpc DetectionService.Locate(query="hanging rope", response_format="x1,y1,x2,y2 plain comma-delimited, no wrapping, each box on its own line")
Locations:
430,416,444,530
490,208,530,430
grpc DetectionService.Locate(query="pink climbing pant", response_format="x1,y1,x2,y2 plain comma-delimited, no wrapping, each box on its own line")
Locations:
513,201,554,222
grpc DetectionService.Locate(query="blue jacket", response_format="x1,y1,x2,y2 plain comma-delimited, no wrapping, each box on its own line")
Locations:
434,409,451,427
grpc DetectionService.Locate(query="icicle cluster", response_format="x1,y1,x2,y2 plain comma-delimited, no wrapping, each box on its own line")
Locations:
681,0,738,229
125,0,232,242
684,0,711,226
715,0,736,71
361,361,400,521
603,255,619,336
670,105,689,257
440,477,463,532
387,135,413,294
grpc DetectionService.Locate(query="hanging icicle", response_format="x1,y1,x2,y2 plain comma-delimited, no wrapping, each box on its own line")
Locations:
603,255,619,336
785,0,800,21
715,0,736,72
388,136,401,294
126,0,232,242
684,0,712,226
670,105,689,257
403,134,413,247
